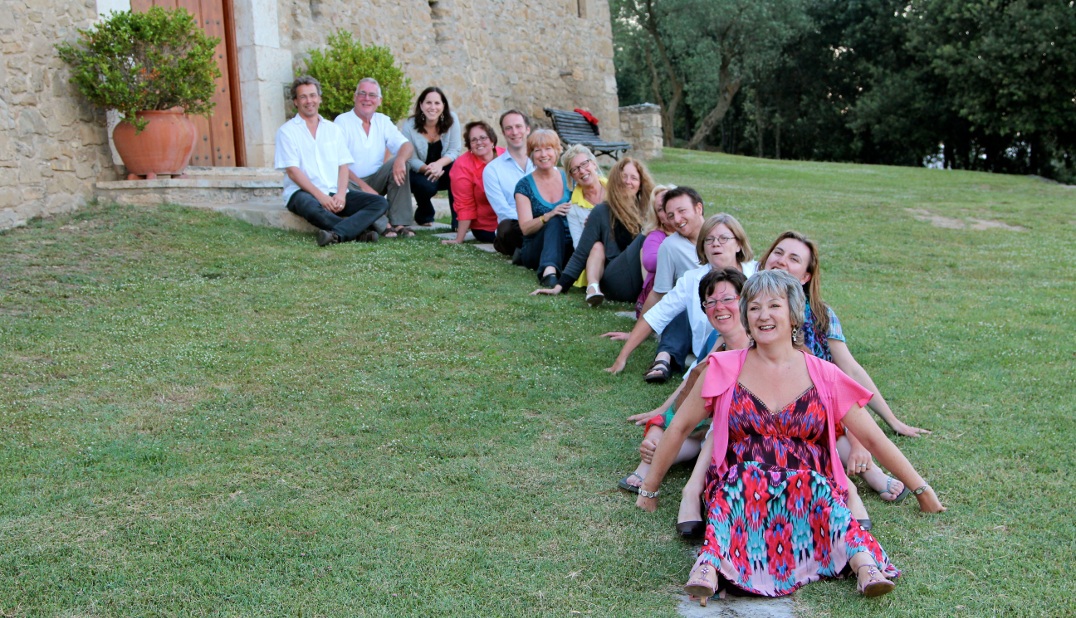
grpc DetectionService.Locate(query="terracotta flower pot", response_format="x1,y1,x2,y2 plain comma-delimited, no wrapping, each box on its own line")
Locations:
113,108,198,180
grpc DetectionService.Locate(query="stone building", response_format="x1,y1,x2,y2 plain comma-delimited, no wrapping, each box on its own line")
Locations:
1,0,659,231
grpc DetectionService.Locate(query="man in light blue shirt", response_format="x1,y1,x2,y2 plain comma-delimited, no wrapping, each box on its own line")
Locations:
482,110,534,258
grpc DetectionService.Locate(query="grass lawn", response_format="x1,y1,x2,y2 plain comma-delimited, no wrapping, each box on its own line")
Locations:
1,149,1073,616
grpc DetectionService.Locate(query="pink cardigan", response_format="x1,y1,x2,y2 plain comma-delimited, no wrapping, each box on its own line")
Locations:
699,348,873,492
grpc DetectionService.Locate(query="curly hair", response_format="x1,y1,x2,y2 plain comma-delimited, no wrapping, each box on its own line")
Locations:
605,157,654,237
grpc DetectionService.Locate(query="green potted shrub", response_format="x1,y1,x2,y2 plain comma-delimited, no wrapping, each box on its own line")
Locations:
57,7,221,179
299,30,413,121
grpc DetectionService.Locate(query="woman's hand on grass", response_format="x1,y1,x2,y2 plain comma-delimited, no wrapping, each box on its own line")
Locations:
530,285,562,296
891,420,931,437
627,409,659,425
601,331,630,341
604,358,627,374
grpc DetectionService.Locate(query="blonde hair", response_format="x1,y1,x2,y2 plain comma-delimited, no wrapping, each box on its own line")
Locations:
643,183,676,234
526,129,563,158
560,144,601,189
605,157,655,237
695,213,753,265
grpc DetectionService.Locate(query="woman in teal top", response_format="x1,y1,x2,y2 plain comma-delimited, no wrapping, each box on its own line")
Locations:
514,129,574,286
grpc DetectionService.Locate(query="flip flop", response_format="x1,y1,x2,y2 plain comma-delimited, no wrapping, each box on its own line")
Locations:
881,477,911,503
617,472,644,494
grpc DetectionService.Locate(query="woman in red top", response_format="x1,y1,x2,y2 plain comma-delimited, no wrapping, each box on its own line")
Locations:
443,121,505,244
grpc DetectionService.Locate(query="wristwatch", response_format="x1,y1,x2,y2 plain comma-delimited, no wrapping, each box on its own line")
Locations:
638,488,660,499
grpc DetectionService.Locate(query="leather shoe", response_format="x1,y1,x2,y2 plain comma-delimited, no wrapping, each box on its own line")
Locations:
358,230,379,243
317,229,340,246
541,273,558,288
676,520,705,539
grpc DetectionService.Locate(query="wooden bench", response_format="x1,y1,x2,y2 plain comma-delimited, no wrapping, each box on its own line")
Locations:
544,108,631,160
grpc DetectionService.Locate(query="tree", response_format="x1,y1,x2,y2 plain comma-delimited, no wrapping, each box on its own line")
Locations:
611,0,810,149
905,0,1076,177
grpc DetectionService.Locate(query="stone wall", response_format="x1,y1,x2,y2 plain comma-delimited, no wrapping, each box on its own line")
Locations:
0,0,116,230
280,0,622,142
1,0,625,231
619,103,663,161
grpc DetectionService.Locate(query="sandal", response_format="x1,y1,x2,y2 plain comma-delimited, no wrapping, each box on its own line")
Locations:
617,472,644,494
880,477,910,503
397,226,416,238
684,559,718,606
381,227,398,239
856,564,895,598
643,359,672,384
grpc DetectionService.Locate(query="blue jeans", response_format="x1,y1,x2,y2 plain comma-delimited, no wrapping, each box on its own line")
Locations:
520,215,573,281
657,310,692,371
287,190,388,242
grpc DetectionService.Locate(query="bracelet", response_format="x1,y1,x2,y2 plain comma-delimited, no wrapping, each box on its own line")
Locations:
912,484,931,495
539,214,547,225
638,488,660,499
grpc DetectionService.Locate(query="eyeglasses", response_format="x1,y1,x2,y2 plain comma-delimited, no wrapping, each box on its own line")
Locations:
470,135,491,144
355,91,381,99
703,235,736,247
702,296,739,309
569,159,593,176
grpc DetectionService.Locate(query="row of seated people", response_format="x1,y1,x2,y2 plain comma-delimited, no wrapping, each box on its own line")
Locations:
275,75,946,601
497,125,947,601
275,75,573,246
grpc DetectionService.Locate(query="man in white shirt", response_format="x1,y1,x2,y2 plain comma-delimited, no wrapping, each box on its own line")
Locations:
334,77,416,237
275,76,388,246
605,186,708,377
483,110,535,258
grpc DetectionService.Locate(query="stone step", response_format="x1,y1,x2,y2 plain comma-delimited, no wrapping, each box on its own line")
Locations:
96,166,283,207
95,164,452,223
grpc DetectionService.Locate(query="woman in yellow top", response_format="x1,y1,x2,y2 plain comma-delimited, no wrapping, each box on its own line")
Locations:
562,144,606,250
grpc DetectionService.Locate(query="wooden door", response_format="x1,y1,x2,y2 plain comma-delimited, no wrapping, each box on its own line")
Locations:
131,0,246,167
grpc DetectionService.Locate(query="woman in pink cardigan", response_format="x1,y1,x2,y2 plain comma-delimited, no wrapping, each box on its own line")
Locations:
635,270,944,602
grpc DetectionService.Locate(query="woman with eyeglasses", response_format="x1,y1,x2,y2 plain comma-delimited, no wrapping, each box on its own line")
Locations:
400,86,462,229
531,157,655,306
560,144,606,250
605,212,756,384
637,270,944,602
442,121,504,245
617,268,750,503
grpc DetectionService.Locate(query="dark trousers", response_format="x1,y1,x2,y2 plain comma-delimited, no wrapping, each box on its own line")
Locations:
657,310,692,371
286,190,388,242
520,215,573,281
471,228,496,243
494,219,523,258
410,165,454,227
600,234,646,302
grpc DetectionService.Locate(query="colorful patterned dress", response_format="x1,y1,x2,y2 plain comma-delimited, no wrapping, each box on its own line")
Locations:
695,354,898,596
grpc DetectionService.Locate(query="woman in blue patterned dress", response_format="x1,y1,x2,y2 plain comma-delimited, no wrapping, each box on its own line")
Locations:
635,270,944,601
